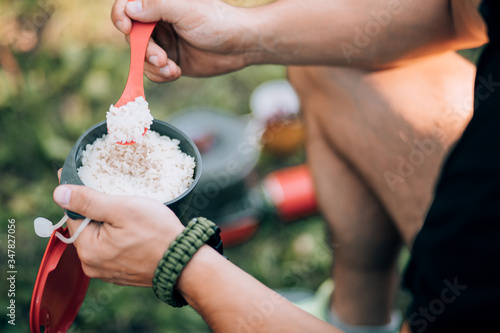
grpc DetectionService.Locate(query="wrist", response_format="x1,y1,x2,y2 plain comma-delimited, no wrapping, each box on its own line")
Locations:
234,3,297,66
176,245,229,307
223,4,272,67
152,217,223,307
238,7,271,66
229,0,335,67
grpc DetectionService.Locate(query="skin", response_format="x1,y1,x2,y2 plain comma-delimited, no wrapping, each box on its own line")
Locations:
53,0,488,331
289,50,476,325
110,0,486,79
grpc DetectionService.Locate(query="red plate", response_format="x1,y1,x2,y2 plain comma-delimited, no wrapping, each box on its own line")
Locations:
30,227,90,333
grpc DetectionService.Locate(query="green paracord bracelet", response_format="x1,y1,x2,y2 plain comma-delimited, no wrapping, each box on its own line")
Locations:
152,217,217,307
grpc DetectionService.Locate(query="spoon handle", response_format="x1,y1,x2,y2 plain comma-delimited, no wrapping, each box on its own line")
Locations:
115,21,157,108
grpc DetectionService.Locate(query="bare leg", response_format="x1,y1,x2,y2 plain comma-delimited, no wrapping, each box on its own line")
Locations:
288,51,475,326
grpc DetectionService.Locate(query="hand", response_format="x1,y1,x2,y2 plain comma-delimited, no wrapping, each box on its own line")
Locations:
111,0,253,82
53,183,184,287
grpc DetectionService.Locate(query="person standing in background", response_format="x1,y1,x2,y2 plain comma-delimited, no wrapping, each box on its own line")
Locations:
54,1,498,332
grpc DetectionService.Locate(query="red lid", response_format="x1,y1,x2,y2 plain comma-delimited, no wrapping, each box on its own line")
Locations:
263,164,318,221
30,227,90,333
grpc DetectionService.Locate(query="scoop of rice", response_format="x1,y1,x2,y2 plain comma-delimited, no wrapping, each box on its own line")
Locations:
106,96,154,143
77,130,195,203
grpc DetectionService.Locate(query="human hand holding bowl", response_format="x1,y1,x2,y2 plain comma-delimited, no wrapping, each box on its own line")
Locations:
53,184,184,287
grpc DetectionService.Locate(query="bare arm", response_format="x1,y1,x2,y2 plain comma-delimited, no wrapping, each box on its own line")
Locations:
178,246,340,332
112,0,487,80
242,0,487,67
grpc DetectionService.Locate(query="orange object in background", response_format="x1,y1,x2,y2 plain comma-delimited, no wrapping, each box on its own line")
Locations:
250,79,305,157
261,117,305,156
263,164,318,221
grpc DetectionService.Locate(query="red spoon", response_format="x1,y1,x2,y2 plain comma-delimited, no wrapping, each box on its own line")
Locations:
111,19,157,145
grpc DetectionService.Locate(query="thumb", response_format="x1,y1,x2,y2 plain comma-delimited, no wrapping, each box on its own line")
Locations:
125,0,165,22
53,185,123,223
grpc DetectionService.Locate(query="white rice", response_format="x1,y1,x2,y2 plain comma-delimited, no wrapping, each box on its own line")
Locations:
106,96,154,143
77,130,195,203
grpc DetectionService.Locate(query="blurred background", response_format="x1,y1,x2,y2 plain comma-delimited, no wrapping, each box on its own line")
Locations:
0,0,335,332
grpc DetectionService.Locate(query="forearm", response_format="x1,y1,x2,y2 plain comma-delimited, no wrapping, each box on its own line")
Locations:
237,0,487,68
177,246,340,332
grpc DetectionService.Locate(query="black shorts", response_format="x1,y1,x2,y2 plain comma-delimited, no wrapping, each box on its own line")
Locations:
404,1,500,332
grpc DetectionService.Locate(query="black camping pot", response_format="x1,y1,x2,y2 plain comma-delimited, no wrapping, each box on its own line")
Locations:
167,108,263,247
60,120,202,223
168,108,262,220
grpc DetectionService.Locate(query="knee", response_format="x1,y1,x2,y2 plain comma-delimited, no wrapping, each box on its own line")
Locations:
287,65,368,124
287,66,334,128
287,66,333,100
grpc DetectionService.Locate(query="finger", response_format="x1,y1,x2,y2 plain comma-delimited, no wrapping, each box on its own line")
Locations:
81,262,100,279
145,40,182,79
66,217,101,249
53,185,128,225
144,62,181,82
146,39,168,68
125,0,165,22
144,59,182,82
151,22,179,63
57,168,62,183
144,69,170,83
111,0,132,34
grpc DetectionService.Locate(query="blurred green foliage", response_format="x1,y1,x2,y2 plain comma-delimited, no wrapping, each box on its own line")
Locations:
0,1,331,332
